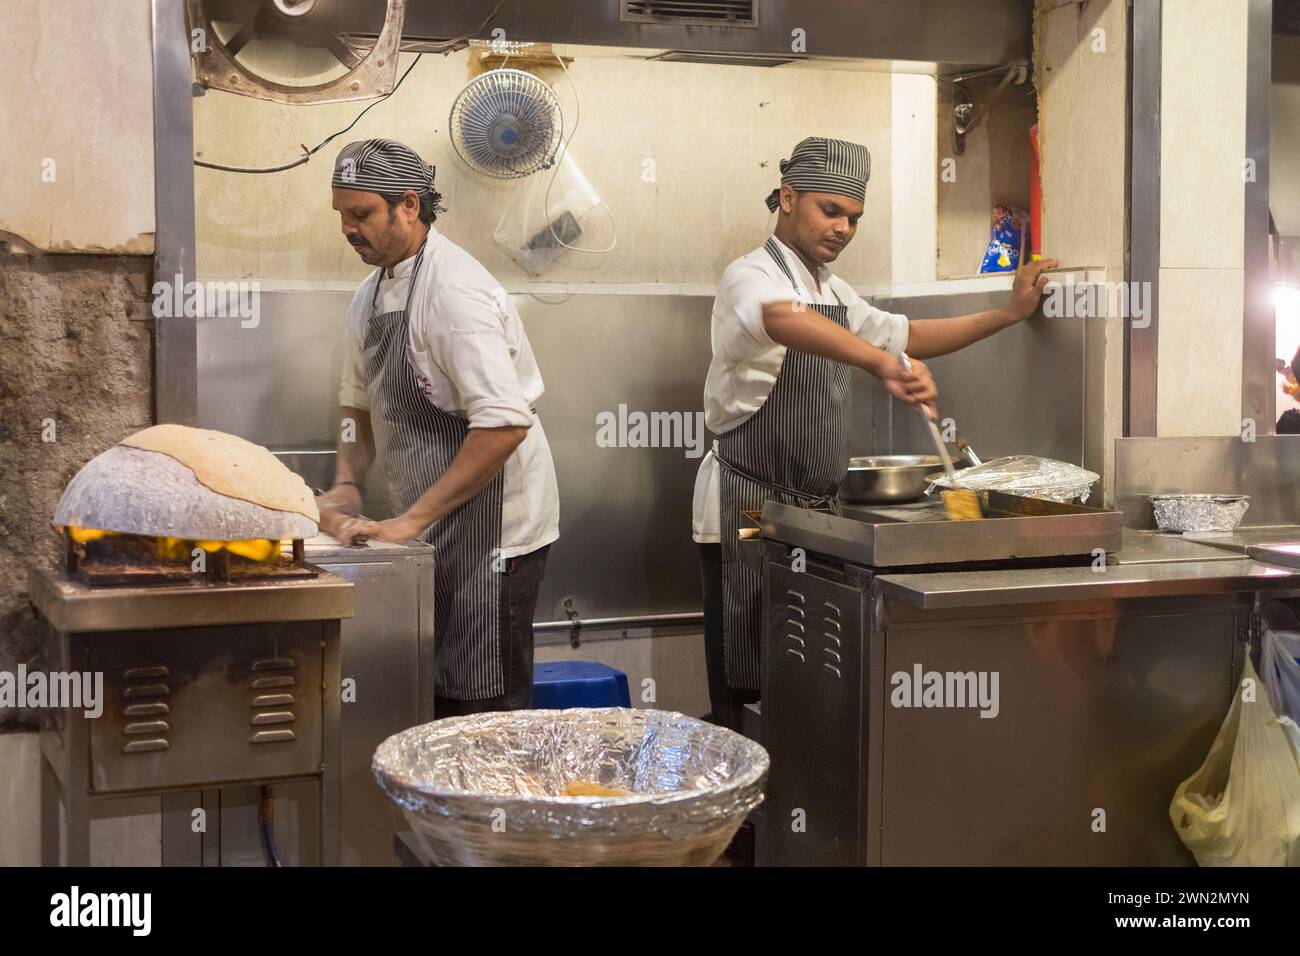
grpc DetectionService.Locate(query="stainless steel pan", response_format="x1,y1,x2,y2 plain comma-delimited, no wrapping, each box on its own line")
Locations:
842,455,943,504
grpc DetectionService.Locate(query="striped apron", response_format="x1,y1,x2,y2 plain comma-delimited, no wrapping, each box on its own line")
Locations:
716,238,851,690
362,245,506,700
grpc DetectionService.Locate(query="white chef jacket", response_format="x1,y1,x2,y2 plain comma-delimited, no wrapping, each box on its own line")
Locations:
691,235,910,543
339,227,560,558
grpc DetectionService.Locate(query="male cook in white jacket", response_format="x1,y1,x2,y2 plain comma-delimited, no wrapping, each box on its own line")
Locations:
695,136,1056,729
316,139,560,716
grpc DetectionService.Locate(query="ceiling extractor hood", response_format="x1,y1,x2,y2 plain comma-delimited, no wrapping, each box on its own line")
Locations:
237,0,1033,76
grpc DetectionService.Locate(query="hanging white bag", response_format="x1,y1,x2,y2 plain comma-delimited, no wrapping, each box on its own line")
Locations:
1168,656,1300,866
1260,605,1300,730
491,151,609,277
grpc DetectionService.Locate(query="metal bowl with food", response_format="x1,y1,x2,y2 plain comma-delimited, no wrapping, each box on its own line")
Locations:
1149,494,1250,533
842,455,943,504
373,707,769,867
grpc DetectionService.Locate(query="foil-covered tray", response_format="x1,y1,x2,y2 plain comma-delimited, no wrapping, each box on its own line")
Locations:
373,708,769,866
925,455,1099,504
1149,494,1250,533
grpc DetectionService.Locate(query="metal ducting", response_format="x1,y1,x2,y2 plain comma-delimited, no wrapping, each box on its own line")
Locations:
196,0,1032,75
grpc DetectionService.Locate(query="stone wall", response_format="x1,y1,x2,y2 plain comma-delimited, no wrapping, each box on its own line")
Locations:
0,253,153,729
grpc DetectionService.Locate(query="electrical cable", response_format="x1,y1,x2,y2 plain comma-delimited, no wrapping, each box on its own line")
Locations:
194,0,506,175
540,52,617,255
194,53,424,174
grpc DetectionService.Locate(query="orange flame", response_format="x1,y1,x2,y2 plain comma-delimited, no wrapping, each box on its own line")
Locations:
63,527,281,562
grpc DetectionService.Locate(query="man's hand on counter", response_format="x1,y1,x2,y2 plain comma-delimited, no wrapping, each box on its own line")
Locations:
344,511,428,545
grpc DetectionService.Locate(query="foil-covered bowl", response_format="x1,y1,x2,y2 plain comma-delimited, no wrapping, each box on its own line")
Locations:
1149,494,1250,533
373,708,769,867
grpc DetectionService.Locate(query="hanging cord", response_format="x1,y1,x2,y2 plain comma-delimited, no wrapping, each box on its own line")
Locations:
258,785,283,867
194,53,424,174
540,53,617,254
194,0,506,175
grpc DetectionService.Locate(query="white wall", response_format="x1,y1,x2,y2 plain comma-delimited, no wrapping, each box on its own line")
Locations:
0,0,154,254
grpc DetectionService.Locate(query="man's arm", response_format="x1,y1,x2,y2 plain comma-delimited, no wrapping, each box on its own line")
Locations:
762,301,937,414
346,426,527,543
905,258,1059,359
316,406,374,540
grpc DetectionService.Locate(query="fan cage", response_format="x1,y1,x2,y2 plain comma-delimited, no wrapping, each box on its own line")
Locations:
449,68,564,180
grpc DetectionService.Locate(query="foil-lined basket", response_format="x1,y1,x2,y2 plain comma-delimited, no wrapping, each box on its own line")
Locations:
373,708,769,867
926,454,1099,504
1149,494,1250,533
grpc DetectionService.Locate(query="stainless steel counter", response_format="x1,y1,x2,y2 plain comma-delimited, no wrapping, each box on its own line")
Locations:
1169,525,1300,556
876,558,1300,609
1110,527,1244,564
875,528,1300,609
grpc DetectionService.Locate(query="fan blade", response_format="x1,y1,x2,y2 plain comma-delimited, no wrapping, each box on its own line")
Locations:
223,19,258,58
321,32,362,70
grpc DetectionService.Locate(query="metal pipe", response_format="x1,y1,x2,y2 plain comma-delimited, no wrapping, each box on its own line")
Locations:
1241,0,1274,434
533,611,703,633
151,0,199,426
1125,0,1162,437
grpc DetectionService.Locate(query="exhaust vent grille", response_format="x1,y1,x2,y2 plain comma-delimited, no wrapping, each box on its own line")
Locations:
622,1,757,27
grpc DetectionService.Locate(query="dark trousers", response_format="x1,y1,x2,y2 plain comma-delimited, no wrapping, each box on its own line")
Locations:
699,543,759,731
434,544,550,717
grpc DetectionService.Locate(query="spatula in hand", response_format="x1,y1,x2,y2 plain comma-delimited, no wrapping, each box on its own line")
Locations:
900,354,983,521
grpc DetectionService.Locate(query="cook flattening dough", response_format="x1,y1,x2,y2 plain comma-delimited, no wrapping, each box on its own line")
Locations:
120,424,319,522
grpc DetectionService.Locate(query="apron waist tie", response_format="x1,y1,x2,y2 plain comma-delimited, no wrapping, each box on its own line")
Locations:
713,446,839,513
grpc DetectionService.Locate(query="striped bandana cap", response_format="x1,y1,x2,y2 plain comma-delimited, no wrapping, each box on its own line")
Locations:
331,138,446,212
764,136,871,212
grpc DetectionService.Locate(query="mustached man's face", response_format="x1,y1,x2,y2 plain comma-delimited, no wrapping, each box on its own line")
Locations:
332,188,420,267
779,187,865,265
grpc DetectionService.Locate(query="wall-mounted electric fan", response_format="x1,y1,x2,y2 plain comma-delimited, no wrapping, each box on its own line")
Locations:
449,68,564,180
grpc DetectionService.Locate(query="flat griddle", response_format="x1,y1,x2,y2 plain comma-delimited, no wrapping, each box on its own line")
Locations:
762,490,1123,568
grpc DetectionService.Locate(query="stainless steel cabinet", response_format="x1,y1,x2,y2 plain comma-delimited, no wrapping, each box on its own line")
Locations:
757,539,1273,866
162,540,434,866
762,549,870,866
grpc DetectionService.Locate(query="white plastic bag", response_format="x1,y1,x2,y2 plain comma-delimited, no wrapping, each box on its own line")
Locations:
1260,605,1300,756
1169,657,1300,866
1261,607,1300,724
492,151,607,277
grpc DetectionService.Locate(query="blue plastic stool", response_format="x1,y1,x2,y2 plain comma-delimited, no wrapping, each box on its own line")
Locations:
533,661,631,709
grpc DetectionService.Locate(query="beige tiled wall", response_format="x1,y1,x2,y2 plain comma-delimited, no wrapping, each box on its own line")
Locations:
1155,0,1249,437
195,50,896,288
891,74,938,285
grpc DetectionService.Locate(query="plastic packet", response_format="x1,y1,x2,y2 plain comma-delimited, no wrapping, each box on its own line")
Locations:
492,151,606,277
979,205,1028,273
